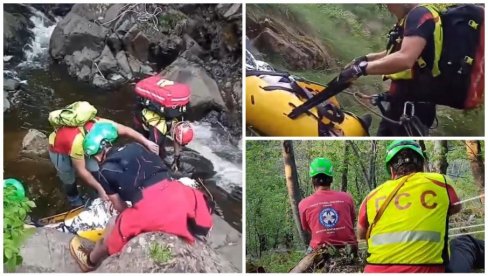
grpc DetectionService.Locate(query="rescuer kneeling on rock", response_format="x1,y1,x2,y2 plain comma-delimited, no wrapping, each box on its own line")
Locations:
68,122,213,272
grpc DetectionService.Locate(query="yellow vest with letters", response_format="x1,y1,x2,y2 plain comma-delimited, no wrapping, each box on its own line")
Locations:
366,172,450,264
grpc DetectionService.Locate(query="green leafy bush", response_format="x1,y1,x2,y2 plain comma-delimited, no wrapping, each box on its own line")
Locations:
3,186,36,272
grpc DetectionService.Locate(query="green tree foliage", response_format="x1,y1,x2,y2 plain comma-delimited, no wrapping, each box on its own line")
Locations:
246,140,484,271
3,186,36,272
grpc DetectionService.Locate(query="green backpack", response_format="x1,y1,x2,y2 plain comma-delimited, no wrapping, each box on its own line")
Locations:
48,101,97,129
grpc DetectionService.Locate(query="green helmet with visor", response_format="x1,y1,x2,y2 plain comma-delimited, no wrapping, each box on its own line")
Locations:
83,122,118,157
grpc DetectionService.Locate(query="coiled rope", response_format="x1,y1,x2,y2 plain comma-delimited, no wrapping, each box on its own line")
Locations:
98,4,163,32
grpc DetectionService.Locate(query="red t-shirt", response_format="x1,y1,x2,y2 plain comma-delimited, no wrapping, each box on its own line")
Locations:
298,189,357,249
358,180,460,273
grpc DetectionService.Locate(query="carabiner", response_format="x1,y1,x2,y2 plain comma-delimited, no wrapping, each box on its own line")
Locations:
403,101,415,118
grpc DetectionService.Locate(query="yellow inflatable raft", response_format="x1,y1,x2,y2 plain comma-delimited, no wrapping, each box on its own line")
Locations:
246,72,371,136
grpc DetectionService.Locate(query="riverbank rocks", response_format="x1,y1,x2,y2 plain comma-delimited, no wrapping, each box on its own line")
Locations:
4,94,11,112
20,129,49,160
207,214,242,270
17,215,240,272
4,4,35,60
161,57,227,115
246,15,333,70
164,146,216,180
49,12,109,60
4,78,20,91
16,228,80,273
43,3,241,139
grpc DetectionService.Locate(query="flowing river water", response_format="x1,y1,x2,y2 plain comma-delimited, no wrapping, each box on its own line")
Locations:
4,8,242,230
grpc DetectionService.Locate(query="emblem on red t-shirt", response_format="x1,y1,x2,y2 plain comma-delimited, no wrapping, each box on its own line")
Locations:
319,207,339,228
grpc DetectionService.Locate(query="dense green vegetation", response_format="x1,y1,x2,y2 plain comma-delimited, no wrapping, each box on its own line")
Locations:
3,186,36,272
246,140,484,272
247,4,484,136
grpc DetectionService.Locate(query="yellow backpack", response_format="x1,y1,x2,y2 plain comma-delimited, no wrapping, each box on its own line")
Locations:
48,101,97,129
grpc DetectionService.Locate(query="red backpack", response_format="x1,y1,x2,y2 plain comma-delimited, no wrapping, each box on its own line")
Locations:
135,76,191,118
464,21,484,109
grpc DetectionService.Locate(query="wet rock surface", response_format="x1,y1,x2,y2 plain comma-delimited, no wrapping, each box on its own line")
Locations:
20,129,49,160
161,57,227,114
163,146,216,180
4,4,35,60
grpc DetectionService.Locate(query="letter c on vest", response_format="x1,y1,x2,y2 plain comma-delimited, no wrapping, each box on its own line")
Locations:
375,196,387,212
394,193,411,210
421,190,438,209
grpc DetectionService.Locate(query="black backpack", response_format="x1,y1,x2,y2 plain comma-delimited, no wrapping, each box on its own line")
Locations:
435,4,484,109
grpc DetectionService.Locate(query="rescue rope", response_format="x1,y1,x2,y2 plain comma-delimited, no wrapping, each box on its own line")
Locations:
449,223,484,232
347,91,401,125
449,230,484,238
452,194,484,205
98,4,163,32
348,91,428,136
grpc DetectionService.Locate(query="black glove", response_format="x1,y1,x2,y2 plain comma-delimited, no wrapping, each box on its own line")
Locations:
339,61,368,83
171,155,181,171
345,55,368,68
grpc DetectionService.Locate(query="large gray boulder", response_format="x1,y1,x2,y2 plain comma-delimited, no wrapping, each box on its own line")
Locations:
4,93,11,112
4,78,20,91
207,215,242,270
49,12,109,60
17,215,241,272
97,45,118,74
96,231,238,273
69,3,111,22
161,57,227,114
20,129,49,160
4,4,34,59
17,228,80,273
164,147,215,180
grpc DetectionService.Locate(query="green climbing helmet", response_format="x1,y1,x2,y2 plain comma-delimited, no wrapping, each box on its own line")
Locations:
385,140,425,171
83,122,118,156
309,157,334,177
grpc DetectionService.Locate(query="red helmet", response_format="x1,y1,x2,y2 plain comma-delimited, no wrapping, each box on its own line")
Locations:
172,121,194,145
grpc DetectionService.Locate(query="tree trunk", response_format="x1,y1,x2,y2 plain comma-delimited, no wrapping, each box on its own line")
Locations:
368,141,377,188
418,140,430,172
433,141,448,174
289,252,320,273
466,141,484,204
282,140,308,246
354,173,360,198
347,141,372,190
341,143,349,192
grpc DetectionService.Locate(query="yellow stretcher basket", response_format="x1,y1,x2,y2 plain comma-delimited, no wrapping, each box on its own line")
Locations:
246,73,370,136
33,206,105,242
